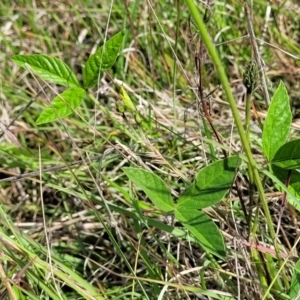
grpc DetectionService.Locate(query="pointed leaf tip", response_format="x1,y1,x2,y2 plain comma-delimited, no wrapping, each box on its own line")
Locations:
36,87,86,125
123,167,174,212
83,30,125,89
12,54,80,88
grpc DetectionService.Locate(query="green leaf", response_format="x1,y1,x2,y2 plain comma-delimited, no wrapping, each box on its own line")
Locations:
11,54,80,88
83,30,125,89
123,167,174,212
177,156,240,210
35,87,86,125
271,139,300,170
262,81,291,161
175,209,225,258
270,165,300,212
290,258,300,299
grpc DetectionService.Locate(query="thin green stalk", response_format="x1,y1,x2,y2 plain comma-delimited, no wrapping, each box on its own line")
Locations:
244,92,279,289
245,93,255,226
172,0,180,123
245,94,251,143
184,0,279,258
252,248,268,290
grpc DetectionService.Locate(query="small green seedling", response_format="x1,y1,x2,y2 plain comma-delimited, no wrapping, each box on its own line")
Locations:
12,30,125,125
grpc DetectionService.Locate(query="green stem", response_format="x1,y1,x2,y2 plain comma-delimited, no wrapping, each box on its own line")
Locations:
245,93,251,142
245,93,254,225
172,0,180,123
184,0,278,255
